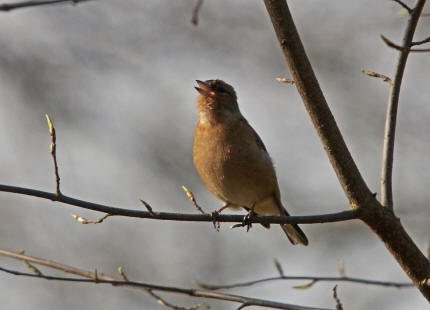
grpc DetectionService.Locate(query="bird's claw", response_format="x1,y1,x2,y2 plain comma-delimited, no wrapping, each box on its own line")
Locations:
230,209,256,231
243,209,256,232
211,211,221,231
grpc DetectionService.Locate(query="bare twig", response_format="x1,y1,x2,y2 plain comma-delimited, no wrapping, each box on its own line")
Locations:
276,77,295,84
71,213,110,224
0,183,360,225
117,267,128,281
45,114,61,195
381,34,430,52
411,35,430,46
380,0,427,210
0,0,92,11
361,69,392,84
332,286,343,310
118,266,189,309
140,200,156,216
273,258,285,277
182,186,207,214
147,290,190,310
196,275,413,291
190,0,203,26
24,260,42,276
0,249,332,310
391,0,413,13
337,259,345,277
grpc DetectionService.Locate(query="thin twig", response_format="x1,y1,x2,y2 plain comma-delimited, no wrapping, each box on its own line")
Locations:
380,0,427,210
45,114,61,195
25,260,42,276
276,77,295,84
182,186,207,214
71,213,110,224
118,266,191,309
391,0,413,13
332,286,343,310
273,259,285,277
0,183,360,225
147,290,189,310
190,0,203,26
337,259,345,277
0,250,331,310
381,34,430,52
411,35,430,46
196,274,413,290
0,0,92,11
140,200,156,216
361,69,392,84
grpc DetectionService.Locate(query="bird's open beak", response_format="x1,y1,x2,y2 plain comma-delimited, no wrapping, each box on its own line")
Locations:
195,80,216,98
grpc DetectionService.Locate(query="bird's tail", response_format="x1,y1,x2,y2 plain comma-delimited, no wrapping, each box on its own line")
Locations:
281,222,308,245
280,208,308,246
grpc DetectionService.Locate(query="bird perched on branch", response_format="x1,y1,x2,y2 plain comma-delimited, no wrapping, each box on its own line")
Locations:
193,79,308,245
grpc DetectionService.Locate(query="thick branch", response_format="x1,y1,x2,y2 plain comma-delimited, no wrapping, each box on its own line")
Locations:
263,0,373,208
380,0,427,209
0,0,92,11
0,249,331,310
263,0,430,301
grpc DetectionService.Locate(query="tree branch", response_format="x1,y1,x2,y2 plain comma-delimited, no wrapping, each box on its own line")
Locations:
0,0,92,11
0,183,359,225
0,249,332,310
380,0,427,209
391,0,413,13
264,0,373,208
45,114,61,195
263,0,430,301
197,275,413,290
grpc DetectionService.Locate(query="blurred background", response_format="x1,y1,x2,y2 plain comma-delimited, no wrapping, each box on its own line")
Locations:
0,0,429,309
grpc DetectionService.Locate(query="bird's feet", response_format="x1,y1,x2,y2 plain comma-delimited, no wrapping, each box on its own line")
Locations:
242,208,256,232
231,206,256,232
211,210,221,231
211,203,232,231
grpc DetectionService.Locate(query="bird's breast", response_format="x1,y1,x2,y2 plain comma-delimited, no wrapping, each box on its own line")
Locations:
193,116,279,207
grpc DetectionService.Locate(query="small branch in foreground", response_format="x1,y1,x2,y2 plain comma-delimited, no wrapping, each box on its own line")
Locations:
190,0,203,26
332,286,343,310
0,0,92,11
391,0,413,13
196,275,413,291
146,290,190,310
276,77,295,84
45,114,61,195
140,200,156,216
380,0,427,210
361,70,392,84
411,35,430,46
182,186,207,215
380,34,430,52
71,213,110,224
0,249,331,310
0,184,360,225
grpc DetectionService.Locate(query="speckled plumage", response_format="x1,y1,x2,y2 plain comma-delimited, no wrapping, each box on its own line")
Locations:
193,79,308,245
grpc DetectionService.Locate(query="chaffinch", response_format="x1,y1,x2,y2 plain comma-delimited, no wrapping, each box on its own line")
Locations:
193,79,308,245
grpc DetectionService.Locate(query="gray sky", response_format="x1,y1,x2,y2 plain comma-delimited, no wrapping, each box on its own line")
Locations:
0,1,429,309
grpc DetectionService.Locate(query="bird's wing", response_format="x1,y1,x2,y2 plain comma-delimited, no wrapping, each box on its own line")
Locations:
239,118,267,152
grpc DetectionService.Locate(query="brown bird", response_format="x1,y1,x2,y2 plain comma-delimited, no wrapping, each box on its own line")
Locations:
193,79,308,245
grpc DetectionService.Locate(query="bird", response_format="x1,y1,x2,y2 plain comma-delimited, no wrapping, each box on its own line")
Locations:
192,79,308,245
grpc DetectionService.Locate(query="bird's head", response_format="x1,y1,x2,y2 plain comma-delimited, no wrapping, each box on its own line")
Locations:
195,79,239,114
